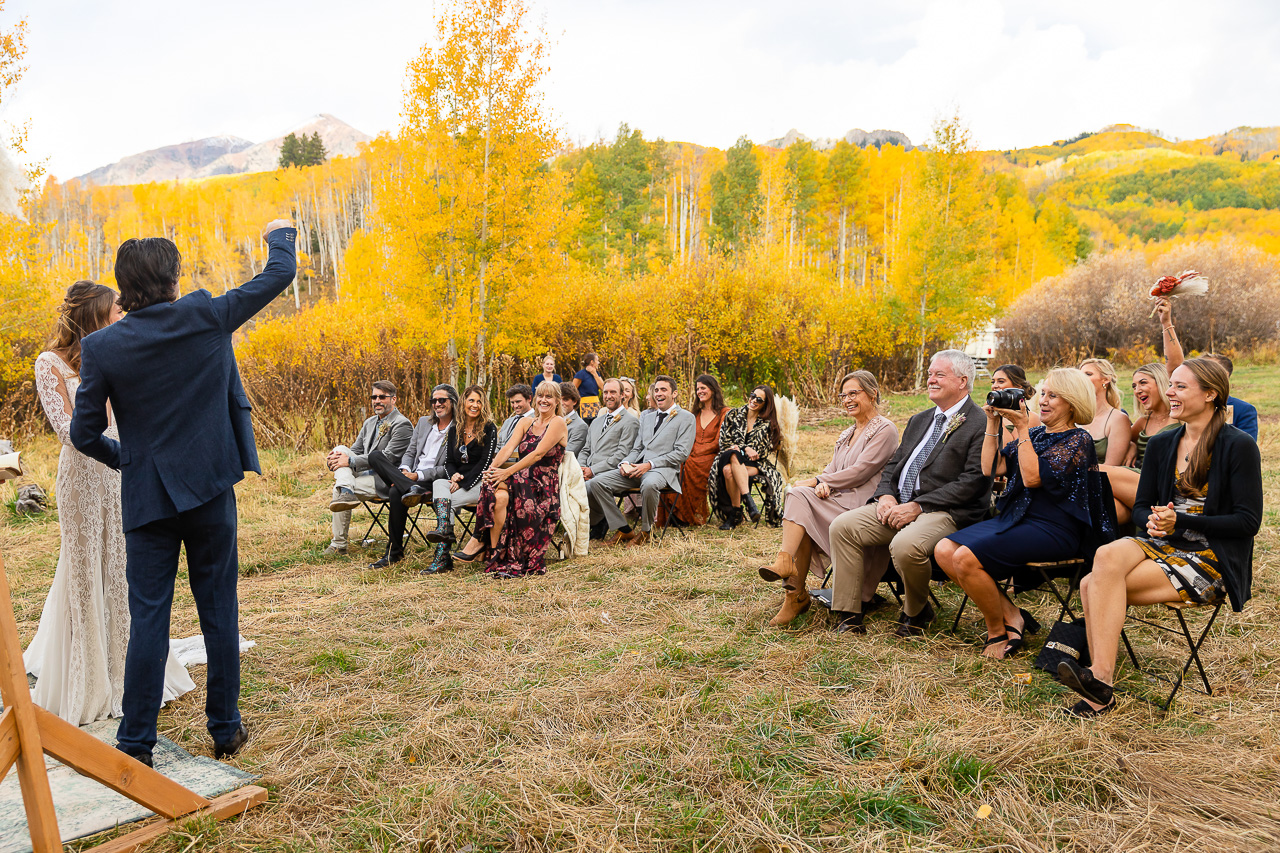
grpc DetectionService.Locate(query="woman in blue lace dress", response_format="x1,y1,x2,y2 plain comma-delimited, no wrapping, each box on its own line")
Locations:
936,368,1115,659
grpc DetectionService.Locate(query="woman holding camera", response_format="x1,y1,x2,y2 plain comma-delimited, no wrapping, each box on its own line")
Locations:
989,364,1040,433
936,368,1115,659
1059,358,1262,717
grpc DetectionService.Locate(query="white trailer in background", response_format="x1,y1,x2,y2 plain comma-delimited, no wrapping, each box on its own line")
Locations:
962,324,1001,378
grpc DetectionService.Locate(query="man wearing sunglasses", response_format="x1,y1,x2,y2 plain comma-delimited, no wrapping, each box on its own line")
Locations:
325,380,413,555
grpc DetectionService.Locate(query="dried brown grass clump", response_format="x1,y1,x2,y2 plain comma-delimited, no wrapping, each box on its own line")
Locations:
3,406,1278,853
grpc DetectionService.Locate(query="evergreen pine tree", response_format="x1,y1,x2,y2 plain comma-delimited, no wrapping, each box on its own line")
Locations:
278,132,301,169
303,132,328,166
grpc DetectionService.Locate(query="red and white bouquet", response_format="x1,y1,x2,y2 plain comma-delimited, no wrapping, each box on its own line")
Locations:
1148,270,1208,316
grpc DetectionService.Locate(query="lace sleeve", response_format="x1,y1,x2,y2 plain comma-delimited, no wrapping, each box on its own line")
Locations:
35,353,75,448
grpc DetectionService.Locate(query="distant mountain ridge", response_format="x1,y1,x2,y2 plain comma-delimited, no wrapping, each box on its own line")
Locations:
76,114,371,186
763,128,914,151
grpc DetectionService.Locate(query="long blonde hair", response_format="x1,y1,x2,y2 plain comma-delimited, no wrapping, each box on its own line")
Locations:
619,378,641,415
1132,363,1170,417
1080,357,1122,410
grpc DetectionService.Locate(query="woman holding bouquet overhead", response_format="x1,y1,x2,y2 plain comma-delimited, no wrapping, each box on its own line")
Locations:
1059,358,1262,717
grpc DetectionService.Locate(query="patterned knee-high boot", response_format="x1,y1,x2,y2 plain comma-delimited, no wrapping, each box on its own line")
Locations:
425,497,455,544
422,542,454,575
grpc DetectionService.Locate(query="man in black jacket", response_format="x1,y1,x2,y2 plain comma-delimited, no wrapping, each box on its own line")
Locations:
825,350,990,636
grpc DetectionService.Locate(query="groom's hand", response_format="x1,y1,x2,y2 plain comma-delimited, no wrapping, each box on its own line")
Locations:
262,219,293,239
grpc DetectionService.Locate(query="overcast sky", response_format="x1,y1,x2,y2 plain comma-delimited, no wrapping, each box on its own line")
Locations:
5,0,1280,180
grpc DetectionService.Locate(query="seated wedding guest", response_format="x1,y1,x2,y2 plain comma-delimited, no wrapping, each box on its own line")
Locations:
573,352,604,421
1079,358,1133,466
758,371,899,626
935,368,1114,658
531,353,561,391
1059,358,1262,717
498,384,534,447
990,364,1040,433
420,385,498,572
710,385,785,529
585,374,695,546
366,384,457,569
559,381,589,457
1201,354,1257,440
579,379,639,484
667,374,729,528
326,380,414,555
453,381,568,577
1101,363,1175,524
618,377,642,416
826,350,988,635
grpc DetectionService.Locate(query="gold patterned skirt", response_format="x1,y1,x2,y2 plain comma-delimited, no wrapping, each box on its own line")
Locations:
1131,536,1226,605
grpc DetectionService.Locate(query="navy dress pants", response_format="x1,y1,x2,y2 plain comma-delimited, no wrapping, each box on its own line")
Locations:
117,487,242,757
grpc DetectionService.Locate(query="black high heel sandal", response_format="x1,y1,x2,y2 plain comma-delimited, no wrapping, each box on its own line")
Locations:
1002,624,1028,656
452,540,490,563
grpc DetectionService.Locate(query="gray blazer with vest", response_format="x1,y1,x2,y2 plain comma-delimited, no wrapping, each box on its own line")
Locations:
349,409,413,491
870,396,989,528
622,405,696,492
580,406,639,473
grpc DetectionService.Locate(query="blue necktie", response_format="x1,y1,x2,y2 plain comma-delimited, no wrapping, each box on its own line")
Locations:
900,413,947,503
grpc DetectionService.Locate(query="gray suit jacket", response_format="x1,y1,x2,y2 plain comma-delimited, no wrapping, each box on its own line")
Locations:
564,411,589,457
398,416,449,481
349,409,413,477
623,405,696,492
580,407,639,473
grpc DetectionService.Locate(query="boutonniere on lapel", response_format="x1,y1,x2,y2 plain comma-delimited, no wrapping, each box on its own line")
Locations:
939,413,967,444
377,421,389,439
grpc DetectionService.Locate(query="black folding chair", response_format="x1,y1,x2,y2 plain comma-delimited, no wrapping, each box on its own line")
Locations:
356,496,391,548
614,487,682,542
810,558,942,613
1120,600,1226,711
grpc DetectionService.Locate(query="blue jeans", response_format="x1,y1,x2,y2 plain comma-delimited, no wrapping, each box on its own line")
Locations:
117,488,242,756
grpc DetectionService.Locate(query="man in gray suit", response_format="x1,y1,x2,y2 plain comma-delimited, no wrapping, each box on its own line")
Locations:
586,374,694,547
498,384,533,448
559,381,589,457
325,380,414,554
580,379,639,481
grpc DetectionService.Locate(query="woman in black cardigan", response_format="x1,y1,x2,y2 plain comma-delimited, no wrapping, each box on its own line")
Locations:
423,385,497,562
1059,358,1263,717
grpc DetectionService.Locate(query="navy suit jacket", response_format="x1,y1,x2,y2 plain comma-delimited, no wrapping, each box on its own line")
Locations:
71,228,298,531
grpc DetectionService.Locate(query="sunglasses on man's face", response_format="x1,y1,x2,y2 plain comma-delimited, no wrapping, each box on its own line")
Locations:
432,398,450,405
371,394,393,401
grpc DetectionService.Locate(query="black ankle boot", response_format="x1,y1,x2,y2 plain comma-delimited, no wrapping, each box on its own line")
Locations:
742,494,761,523
425,496,455,543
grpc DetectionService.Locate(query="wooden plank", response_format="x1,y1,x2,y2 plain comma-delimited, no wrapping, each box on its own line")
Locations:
0,554,64,852
34,706,209,819
0,706,18,778
83,785,268,853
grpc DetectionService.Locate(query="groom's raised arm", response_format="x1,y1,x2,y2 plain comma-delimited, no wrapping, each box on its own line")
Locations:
214,220,298,332
70,336,121,470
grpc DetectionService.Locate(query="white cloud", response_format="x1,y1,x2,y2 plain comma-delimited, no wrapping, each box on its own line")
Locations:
2,0,1278,178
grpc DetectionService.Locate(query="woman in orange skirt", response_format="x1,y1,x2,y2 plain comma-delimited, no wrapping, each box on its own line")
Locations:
667,374,729,527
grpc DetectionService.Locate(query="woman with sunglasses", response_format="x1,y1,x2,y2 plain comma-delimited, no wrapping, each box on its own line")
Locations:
710,385,784,528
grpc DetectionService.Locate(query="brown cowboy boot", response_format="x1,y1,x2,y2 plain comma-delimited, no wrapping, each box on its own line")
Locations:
608,528,640,547
625,529,651,547
758,551,798,584
768,587,811,626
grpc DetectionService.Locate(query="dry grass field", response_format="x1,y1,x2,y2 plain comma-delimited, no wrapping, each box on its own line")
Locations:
2,371,1278,853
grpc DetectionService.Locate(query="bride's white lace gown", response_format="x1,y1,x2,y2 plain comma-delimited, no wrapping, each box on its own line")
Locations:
24,351,194,725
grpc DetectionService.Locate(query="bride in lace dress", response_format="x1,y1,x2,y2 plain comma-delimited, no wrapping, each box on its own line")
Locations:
24,281,194,725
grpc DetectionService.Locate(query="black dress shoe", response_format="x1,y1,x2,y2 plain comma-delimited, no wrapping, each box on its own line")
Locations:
214,723,249,760
1057,659,1115,706
833,611,866,634
893,601,935,638
369,552,403,569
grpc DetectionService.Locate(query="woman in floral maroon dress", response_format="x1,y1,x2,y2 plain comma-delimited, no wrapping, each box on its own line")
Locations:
454,381,568,578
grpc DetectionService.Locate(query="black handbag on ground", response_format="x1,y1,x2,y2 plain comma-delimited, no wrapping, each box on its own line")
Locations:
1034,619,1090,678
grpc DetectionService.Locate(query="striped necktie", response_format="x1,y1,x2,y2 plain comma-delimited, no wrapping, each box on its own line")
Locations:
899,413,947,503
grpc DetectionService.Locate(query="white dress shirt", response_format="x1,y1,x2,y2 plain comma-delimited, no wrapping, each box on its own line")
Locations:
896,397,968,499
412,422,450,480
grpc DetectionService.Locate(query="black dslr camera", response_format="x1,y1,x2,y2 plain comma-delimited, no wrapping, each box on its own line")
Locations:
986,388,1025,410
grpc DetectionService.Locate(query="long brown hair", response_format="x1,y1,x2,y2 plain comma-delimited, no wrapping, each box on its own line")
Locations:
454,384,493,446
691,373,727,416
49,281,117,372
1176,358,1230,495
749,385,782,449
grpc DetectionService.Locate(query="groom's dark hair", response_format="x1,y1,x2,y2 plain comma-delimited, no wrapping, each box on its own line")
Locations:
115,237,182,311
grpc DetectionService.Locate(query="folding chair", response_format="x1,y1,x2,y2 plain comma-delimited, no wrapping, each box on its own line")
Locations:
614,487,682,542
451,503,480,546
356,495,391,547
810,557,941,613
1120,599,1226,711
949,557,1087,632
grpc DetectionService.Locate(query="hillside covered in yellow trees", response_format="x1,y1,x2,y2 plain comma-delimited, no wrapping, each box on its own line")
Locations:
2,0,1278,439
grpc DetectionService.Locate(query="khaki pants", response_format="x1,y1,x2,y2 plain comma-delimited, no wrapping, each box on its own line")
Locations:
828,503,956,616
330,445,379,548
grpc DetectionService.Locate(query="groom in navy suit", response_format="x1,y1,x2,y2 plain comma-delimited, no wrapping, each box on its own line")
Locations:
71,219,297,766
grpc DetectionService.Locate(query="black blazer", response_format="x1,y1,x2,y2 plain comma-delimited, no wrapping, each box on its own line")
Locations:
1134,424,1262,612
71,228,298,531
446,421,498,491
871,397,990,528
